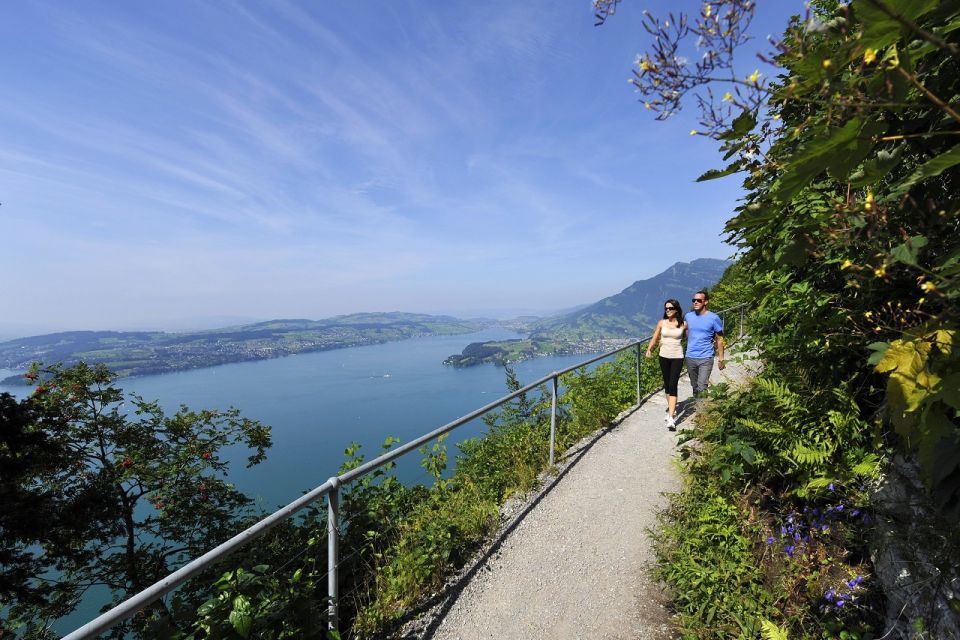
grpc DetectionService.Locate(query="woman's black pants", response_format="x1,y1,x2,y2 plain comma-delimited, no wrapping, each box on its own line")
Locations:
659,356,684,396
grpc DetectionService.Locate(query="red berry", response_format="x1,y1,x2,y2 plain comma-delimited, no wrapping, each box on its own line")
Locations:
201,452,212,460
24,372,38,380
121,458,133,468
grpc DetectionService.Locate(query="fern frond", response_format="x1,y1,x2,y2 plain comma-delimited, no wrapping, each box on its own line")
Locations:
790,443,833,466
760,618,789,640
852,452,882,477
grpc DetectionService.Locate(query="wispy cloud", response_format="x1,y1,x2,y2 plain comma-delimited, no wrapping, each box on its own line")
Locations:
0,0,793,329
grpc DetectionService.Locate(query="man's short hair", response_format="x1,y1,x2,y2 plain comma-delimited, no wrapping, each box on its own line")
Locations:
696,289,710,300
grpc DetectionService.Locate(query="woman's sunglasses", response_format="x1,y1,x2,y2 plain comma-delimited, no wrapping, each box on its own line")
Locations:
665,306,677,311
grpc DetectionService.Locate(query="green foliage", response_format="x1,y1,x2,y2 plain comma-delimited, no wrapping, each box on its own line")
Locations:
609,0,960,635
653,481,775,639
2,362,272,636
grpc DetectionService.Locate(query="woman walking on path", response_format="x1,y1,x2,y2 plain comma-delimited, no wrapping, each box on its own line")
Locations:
645,299,685,430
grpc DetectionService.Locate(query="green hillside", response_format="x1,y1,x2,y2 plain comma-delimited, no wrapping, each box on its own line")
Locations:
0,313,485,382
533,258,731,340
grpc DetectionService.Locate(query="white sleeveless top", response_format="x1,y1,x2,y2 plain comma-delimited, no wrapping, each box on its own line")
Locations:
659,321,684,358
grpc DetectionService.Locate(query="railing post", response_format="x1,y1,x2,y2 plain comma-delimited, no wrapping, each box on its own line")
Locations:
635,342,641,406
549,374,558,466
327,477,340,633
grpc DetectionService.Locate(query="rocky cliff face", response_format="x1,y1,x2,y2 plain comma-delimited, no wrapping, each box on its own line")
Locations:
872,456,960,638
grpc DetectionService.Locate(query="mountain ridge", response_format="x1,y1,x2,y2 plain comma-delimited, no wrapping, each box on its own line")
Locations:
444,258,732,367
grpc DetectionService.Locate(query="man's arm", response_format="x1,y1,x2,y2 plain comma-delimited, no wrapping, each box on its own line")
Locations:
715,332,725,370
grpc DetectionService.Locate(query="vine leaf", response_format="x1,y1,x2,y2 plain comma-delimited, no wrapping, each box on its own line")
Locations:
718,110,757,141
697,160,744,182
857,0,940,52
848,147,902,186
890,144,960,196
889,235,928,266
774,120,886,201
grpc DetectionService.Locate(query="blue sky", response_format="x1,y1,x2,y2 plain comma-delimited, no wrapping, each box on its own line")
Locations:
0,1,803,335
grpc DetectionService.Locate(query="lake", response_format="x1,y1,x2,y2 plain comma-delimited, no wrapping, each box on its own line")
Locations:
2,328,619,634
1,326,611,525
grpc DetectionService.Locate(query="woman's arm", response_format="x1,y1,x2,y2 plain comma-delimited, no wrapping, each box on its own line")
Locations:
645,320,662,358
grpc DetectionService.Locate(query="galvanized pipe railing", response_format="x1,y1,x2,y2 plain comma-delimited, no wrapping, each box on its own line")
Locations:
63,302,748,639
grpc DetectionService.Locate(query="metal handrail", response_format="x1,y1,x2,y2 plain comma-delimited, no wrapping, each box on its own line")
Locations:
63,302,748,639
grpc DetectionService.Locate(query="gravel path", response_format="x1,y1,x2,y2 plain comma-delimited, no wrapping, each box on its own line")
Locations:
403,355,757,640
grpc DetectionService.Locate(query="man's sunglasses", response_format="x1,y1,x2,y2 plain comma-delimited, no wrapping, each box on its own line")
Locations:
691,298,706,303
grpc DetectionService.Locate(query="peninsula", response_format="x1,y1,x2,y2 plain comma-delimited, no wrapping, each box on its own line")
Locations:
0,313,485,383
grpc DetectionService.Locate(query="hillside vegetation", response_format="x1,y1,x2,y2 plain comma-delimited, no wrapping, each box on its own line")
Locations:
0,313,484,382
445,258,730,366
595,0,960,636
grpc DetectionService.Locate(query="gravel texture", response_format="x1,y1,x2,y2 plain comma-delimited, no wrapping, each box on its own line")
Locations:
400,355,758,640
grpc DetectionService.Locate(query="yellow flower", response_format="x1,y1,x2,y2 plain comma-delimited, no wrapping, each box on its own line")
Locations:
921,281,937,293
747,69,760,84
874,265,887,278
822,59,832,69
690,129,698,136
864,48,878,64
864,191,874,211
644,101,652,110
840,259,854,270
640,59,651,72
864,311,873,319
704,3,712,17
722,91,733,102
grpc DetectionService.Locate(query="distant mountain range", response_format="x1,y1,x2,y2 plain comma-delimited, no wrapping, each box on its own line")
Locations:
0,313,485,383
532,258,732,340
1,259,733,381
444,258,731,367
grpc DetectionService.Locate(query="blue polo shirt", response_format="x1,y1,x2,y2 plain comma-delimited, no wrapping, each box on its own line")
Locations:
685,310,723,359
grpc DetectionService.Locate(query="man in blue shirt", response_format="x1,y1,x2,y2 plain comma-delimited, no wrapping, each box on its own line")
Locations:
685,290,725,398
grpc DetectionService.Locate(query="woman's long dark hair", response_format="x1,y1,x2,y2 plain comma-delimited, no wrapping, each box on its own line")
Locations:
662,299,683,327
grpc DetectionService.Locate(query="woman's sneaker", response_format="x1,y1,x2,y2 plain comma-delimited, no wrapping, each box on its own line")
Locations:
667,415,677,431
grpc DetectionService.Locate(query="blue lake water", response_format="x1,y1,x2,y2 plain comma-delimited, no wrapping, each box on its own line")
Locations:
2,329,607,507
2,329,615,633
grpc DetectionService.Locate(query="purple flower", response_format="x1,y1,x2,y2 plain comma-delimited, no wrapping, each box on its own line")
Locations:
766,536,775,545
847,579,857,588
836,504,844,512
851,509,861,517
855,575,863,585
824,589,835,601
828,482,835,491
836,599,845,607
785,545,795,558
821,524,829,532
